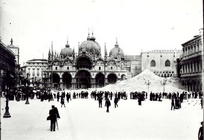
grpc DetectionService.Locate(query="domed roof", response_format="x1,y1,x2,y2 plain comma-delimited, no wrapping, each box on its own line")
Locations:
109,41,124,59
78,33,101,57
60,41,73,57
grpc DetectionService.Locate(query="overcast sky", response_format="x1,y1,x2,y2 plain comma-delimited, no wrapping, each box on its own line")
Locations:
0,0,203,65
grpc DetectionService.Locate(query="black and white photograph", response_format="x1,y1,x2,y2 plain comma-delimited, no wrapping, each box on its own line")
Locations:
0,0,203,140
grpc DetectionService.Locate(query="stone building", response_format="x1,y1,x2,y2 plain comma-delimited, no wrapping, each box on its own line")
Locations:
141,50,182,77
179,34,202,92
44,33,129,89
0,40,16,91
23,59,48,86
125,55,141,77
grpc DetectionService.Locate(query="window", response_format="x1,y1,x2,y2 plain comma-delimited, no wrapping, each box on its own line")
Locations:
37,68,40,77
99,67,101,70
165,60,170,67
111,67,113,70
67,67,69,70
55,67,58,70
150,60,156,67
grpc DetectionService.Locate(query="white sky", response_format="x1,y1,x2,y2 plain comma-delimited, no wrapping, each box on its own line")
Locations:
0,0,203,65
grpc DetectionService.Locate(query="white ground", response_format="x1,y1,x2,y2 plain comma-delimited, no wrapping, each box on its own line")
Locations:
1,96,202,140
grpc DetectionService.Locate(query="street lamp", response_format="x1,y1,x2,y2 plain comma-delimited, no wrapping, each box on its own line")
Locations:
3,89,11,118
25,74,30,104
145,80,151,93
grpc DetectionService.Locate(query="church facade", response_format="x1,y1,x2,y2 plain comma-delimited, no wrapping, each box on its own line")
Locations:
44,33,129,89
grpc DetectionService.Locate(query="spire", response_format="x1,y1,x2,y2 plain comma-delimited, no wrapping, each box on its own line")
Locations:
73,48,75,59
87,28,91,40
89,31,96,41
65,39,70,48
10,38,13,45
51,41,54,60
115,38,119,47
104,43,107,60
48,49,51,61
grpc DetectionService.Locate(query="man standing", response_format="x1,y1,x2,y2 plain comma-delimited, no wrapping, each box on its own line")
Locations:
198,121,203,140
114,96,119,108
49,105,60,131
105,98,111,113
98,95,103,108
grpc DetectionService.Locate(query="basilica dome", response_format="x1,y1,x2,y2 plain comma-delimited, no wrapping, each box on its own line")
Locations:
78,33,101,57
60,42,73,57
109,41,124,59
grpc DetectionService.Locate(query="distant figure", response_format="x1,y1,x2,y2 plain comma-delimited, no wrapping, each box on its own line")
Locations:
105,98,111,112
198,121,203,140
98,96,103,108
49,105,60,131
66,93,70,103
60,97,65,107
57,92,60,102
114,97,119,108
171,98,175,110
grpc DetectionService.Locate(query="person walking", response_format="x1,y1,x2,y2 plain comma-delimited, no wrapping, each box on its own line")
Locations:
198,121,203,140
48,105,60,131
114,96,119,108
105,98,111,113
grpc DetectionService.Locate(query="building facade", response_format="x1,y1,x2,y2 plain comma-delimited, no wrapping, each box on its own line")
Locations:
23,59,48,86
125,55,141,77
0,40,16,91
44,33,129,89
179,35,202,92
141,50,182,77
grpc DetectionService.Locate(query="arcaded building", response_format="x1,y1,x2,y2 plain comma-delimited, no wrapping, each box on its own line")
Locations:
0,40,16,91
44,33,129,89
179,35,202,92
141,50,182,77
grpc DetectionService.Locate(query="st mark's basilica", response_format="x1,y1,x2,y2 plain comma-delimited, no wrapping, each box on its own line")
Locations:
44,33,129,89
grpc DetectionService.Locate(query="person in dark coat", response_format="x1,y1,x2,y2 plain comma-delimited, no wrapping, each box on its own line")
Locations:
49,105,60,131
61,96,65,107
198,121,203,140
98,96,103,108
105,98,111,112
114,96,119,108
57,92,60,102
171,97,175,110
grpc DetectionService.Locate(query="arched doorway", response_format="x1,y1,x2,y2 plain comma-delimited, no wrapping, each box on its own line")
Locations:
50,73,60,88
107,73,117,84
75,70,91,89
76,56,92,69
62,72,72,89
95,73,105,87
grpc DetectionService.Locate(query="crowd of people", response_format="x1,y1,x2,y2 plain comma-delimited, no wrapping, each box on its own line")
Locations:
1,88,203,110
0,87,203,133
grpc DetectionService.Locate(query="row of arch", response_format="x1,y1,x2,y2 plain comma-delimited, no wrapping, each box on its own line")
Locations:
150,60,171,67
182,80,202,92
51,70,125,89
